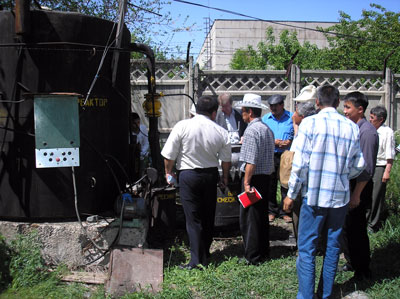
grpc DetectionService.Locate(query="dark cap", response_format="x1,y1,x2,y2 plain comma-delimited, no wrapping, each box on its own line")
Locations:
267,95,285,105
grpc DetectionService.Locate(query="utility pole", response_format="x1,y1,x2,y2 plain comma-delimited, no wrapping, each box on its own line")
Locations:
112,0,128,87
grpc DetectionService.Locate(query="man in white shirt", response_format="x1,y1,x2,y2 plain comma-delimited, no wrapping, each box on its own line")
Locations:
368,105,395,232
161,96,231,269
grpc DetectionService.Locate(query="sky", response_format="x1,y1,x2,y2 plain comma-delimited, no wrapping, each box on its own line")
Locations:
152,0,399,59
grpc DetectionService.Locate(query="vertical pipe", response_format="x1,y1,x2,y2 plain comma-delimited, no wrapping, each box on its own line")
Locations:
111,0,128,87
15,0,30,36
128,43,163,177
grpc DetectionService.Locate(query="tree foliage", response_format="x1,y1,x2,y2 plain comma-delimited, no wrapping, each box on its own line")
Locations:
1,0,194,58
230,4,400,73
230,27,327,70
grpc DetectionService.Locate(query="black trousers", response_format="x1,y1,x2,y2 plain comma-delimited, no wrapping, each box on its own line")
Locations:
268,153,289,217
179,168,218,266
341,179,372,274
240,174,270,264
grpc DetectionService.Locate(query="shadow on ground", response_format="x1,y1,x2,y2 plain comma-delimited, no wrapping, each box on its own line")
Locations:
147,216,297,268
331,241,400,298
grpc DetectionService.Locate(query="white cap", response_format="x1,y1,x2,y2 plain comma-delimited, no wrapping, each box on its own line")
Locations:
190,103,196,116
294,85,317,102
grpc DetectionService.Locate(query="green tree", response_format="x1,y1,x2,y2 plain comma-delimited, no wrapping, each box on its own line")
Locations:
231,4,400,73
230,27,328,71
1,0,194,59
322,4,400,72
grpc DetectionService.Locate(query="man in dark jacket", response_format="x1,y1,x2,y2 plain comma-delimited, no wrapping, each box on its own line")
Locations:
216,93,247,144
342,91,379,280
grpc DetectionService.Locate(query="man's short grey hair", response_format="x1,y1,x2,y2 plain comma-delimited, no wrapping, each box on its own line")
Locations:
297,102,316,118
370,105,387,122
218,93,233,105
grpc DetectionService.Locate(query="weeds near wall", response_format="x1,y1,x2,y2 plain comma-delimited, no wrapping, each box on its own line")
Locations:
386,131,400,214
8,231,50,289
0,235,11,291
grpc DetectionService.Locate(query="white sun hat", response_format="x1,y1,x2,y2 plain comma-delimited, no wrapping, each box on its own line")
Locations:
190,103,196,116
294,85,317,102
234,93,269,110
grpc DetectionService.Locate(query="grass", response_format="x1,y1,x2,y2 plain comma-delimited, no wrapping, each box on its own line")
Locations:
1,219,400,299
1,157,400,298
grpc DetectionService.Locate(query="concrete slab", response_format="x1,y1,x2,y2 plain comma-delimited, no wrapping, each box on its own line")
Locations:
106,247,163,297
0,219,148,269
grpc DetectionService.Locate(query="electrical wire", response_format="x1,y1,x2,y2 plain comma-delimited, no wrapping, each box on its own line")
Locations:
0,43,201,57
0,41,24,154
81,135,122,193
83,194,126,266
127,1,162,17
0,99,25,103
72,166,106,252
74,12,142,263
161,93,195,105
173,0,400,47
0,126,35,137
104,154,130,183
83,22,118,106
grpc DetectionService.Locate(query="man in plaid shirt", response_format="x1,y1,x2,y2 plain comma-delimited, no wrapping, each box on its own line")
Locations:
283,85,365,298
235,93,274,265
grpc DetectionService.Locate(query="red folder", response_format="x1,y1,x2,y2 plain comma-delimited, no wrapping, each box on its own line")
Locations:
238,187,262,208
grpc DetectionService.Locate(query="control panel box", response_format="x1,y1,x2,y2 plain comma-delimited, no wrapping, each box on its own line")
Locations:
34,94,80,168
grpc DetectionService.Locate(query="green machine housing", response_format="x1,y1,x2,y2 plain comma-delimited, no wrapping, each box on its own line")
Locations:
34,94,80,168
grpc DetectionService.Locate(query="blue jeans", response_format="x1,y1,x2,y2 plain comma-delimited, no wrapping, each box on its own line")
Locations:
296,199,348,299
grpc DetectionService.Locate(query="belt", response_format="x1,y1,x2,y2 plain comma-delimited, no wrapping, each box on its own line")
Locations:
232,147,241,153
180,167,218,173
193,167,218,173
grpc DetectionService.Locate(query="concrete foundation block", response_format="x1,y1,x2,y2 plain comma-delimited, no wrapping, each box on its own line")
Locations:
0,218,148,269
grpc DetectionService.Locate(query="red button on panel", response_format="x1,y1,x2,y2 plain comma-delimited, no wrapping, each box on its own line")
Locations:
56,157,60,162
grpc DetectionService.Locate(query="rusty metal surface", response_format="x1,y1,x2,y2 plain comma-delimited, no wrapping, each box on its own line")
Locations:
15,0,30,35
106,247,163,296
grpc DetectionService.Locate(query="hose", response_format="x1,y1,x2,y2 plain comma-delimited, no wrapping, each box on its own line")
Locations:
72,166,106,253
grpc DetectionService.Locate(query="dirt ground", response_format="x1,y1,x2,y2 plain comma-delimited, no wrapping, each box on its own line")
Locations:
148,208,297,265
210,217,297,261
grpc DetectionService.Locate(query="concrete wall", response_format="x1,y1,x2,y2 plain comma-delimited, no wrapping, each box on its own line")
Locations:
0,220,148,269
197,20,336,70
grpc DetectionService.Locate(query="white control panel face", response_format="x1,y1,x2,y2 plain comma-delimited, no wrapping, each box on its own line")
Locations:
35,148,80,168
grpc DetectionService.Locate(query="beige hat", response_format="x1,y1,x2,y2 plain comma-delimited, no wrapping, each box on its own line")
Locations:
235,93,269,110
294,85,317,102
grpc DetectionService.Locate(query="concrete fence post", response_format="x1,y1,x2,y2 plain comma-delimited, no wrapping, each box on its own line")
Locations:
384,68,394,128
194,63,200,102
290,64,301,112
188,56,194,103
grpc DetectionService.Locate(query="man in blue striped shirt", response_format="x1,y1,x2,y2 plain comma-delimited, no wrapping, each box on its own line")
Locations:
283,85,365,299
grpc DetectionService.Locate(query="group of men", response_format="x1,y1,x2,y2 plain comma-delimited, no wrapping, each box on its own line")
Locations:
160,85,396,297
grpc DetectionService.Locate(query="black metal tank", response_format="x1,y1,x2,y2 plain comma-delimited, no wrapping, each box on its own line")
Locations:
0,9,131,219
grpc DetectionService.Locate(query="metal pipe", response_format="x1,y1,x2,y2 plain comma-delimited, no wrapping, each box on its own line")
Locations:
15,0,30,36
128,43,163,178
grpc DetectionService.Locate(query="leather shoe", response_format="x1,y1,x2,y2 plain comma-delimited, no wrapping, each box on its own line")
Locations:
269,214,276,222
353,270,372,281
178,263,199,270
